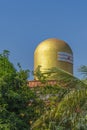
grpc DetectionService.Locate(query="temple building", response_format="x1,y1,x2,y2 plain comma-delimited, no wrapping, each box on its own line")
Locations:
29,38,73,87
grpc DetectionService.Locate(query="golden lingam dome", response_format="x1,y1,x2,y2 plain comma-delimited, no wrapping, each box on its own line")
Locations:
34,38,73,78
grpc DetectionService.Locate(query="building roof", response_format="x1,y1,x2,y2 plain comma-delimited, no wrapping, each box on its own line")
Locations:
28,80,57,88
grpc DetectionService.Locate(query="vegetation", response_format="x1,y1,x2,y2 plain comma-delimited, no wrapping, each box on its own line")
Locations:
32,67,87,130
0,50,87,130
0,50,44,130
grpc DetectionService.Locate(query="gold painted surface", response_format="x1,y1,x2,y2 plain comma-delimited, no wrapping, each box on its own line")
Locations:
34,38,73,79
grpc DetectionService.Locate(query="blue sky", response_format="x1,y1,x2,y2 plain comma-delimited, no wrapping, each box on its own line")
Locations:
0,0,87,79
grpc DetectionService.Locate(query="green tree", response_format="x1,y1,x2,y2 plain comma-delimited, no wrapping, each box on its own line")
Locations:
32,67,87,130
78,65,87,84
0,50,43,130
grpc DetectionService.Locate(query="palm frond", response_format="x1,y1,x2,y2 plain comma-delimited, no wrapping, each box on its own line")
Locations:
32,68,87,130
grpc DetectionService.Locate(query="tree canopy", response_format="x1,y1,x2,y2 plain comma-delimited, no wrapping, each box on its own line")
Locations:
0,50,44,130
32,67,87,130
0,50,87,130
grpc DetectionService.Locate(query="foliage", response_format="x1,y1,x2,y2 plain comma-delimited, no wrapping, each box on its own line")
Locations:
32,66,87,130
78,65,87,78
78,65,87,84
0,50,44,130
1,51,87,130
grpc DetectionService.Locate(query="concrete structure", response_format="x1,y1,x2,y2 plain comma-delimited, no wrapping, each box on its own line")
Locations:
28,80,57,88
